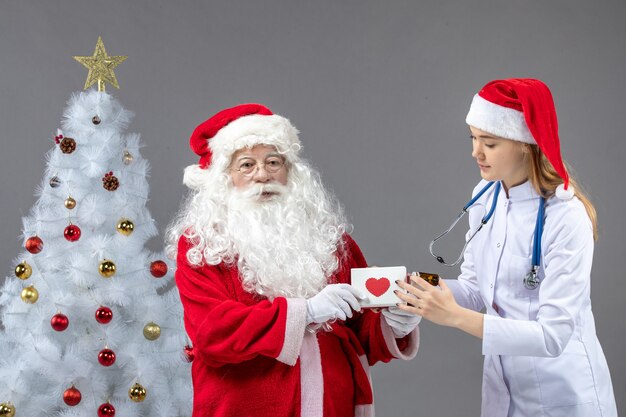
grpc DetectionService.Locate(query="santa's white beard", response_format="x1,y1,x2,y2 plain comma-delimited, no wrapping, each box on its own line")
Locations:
167,160,350,300
225,183,340,299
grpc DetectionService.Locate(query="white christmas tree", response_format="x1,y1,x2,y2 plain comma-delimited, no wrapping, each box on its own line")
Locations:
0,39,192,417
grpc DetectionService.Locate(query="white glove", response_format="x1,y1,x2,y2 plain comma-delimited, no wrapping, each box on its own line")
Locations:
306,284,366,325
382,306,421,338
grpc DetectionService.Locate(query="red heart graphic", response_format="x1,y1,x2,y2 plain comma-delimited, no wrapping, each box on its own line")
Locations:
365,277,390,297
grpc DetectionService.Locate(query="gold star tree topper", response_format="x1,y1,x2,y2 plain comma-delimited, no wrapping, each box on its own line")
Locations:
73,37,127,92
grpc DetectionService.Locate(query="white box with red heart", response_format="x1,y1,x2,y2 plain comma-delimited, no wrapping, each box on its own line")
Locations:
350,266,407,308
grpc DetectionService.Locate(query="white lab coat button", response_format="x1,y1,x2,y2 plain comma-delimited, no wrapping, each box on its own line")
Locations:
490,283,494,289
496,242,501,248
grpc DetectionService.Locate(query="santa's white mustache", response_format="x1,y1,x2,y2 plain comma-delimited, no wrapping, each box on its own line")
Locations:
239,183,287,199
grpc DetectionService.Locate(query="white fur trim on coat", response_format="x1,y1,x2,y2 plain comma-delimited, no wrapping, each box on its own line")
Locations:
276,298,308,366
380,315,419,360
299,332,324,417
466,94,534,144
210,114,301,159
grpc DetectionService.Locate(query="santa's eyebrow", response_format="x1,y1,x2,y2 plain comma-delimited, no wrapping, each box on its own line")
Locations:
235,155,255,161
237,152,282,160
264,152,283,158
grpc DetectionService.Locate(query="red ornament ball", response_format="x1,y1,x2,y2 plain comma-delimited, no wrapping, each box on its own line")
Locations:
184,344,195,363
25,236,44,254
97,402,115,417
64,224,81,242
63,386,82,406
51,313,69,331
98,348,116,367
150,260,168,278
95,306,113,324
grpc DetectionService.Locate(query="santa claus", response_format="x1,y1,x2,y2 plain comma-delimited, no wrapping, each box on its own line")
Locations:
167,103,420,417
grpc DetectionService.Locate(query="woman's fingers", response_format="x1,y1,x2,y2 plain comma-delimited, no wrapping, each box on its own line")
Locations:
395,302,421,315
395,289,420,308
396,279,423,297
409,274,432,291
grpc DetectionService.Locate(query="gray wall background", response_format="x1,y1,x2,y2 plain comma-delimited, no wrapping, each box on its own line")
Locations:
1,1,624,415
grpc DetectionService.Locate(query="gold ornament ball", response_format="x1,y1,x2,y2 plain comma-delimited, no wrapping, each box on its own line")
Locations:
0,403,15,417
128,383,147,402
116,219,134,236
64,197,77,209
143,322,161,340
15,261,32,280
123,150,134,165
21,286,39,304
99,260,116,278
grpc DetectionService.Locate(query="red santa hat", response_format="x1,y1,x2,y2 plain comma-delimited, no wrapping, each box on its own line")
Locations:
183,103,301,189
465,78,574,200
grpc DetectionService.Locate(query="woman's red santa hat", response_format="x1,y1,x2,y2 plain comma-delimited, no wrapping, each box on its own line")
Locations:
465,78,574,200
184,103,301,189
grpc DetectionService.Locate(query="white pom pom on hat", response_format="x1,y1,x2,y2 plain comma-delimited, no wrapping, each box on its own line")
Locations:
555,183,575,201
183,165,210,191
466,78,574,200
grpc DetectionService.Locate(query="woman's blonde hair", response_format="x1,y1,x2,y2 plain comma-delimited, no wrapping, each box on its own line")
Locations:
522,143,598,240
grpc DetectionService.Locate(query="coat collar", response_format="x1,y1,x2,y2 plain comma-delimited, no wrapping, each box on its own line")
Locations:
501,180,539,202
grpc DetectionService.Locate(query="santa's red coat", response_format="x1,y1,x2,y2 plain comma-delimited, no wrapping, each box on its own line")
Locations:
175,234,419,417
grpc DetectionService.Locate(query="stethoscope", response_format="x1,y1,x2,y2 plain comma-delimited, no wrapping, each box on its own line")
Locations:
429,181,546,290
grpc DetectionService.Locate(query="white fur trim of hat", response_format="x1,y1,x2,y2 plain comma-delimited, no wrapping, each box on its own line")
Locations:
209,114,301,160
466,94,534,144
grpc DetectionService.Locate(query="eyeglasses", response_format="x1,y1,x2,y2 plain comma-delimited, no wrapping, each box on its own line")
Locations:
231,156,286,176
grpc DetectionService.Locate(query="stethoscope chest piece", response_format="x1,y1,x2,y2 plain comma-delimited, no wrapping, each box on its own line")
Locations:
523,268,540,290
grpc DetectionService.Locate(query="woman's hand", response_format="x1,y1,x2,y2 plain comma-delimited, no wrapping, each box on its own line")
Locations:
395,274,461,327
395,274,484,339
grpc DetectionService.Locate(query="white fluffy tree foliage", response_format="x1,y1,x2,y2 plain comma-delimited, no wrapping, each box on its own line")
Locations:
0,90,192,417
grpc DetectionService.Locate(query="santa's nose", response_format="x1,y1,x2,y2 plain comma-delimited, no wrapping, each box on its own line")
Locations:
251,166,272,182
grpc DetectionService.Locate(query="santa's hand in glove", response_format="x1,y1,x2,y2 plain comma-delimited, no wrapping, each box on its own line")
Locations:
382,306,421,338
306,284,367,324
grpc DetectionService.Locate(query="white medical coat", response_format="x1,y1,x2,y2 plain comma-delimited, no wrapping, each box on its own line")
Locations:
446,180,617,417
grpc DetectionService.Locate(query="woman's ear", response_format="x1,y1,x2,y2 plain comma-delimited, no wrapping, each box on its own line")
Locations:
520,143,531,154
